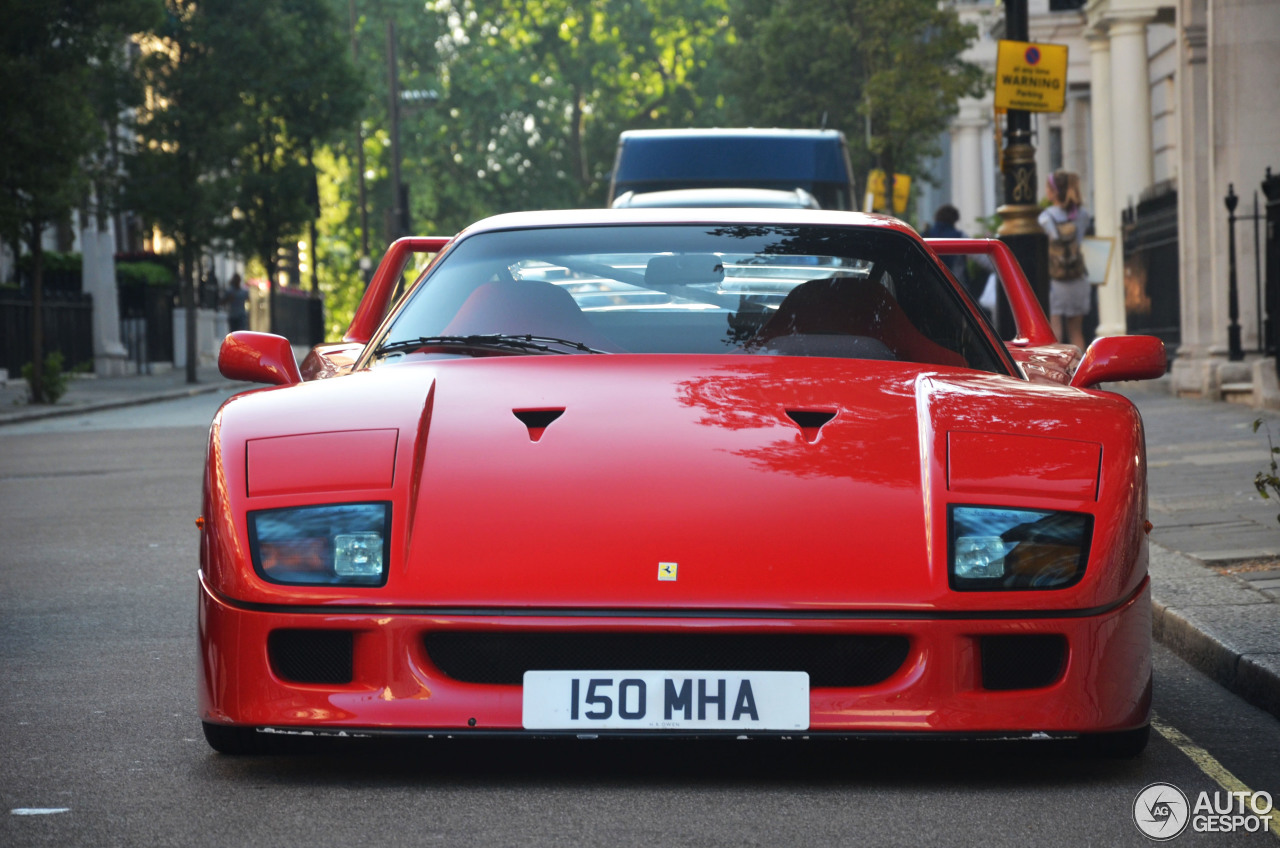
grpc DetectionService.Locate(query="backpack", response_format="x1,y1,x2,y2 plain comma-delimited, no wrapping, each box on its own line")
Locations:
1048,215,1086,280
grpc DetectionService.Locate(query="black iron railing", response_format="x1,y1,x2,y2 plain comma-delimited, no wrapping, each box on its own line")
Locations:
0,294,94,374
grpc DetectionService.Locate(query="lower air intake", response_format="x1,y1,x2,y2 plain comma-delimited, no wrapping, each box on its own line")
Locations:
268,629,354,684
424,632,909,687
980,634,1066,690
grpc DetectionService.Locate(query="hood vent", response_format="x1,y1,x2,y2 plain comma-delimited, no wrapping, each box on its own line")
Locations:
785,409,836,443
513,408,564,442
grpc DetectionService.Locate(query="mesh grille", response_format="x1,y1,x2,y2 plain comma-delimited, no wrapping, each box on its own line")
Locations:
980,635,1066,690
268,629,354,684
424,632,909,687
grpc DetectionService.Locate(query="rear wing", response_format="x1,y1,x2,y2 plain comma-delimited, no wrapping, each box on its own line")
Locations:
925,238,1055,348
344,236,452,344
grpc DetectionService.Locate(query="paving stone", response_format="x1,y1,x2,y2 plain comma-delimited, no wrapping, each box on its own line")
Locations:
1152,575,1269,608
1189,549,1280,564
1236,654,1280,717
1164,604,1280,656
1148,544,1220,580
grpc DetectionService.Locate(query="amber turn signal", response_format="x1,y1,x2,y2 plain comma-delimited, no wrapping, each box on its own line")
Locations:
1144,520,1154,535
195,516,205,530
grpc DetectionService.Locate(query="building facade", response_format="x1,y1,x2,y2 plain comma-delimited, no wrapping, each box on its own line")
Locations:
935,0,1280,404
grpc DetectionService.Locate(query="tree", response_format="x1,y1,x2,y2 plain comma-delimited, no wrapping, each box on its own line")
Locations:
410,0,733,228
306,0,730,338
128,0,251,383
725,0,986,209
0,0,162,401
130,0,360,375
226,0,361,308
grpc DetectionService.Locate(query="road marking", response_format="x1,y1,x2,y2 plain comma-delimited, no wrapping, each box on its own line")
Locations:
10,808,70,815
1153,715,1280,840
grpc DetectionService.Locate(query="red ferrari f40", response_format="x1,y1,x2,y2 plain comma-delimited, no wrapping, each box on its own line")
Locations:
199,209,1165,755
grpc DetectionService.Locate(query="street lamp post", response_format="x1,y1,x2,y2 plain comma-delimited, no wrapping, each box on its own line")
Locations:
349,0,370,264
387,20,404,241
386,21,438,243
1226,183,1244,362
996,0,1050,340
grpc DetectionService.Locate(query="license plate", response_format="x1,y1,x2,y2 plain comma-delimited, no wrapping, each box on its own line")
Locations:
522,670,809,731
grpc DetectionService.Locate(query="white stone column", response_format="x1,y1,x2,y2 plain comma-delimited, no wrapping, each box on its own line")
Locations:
1089,29,1125,337
949,100,988,234
1108,13,1157,214
79,192,129,375
1174,6,1214,386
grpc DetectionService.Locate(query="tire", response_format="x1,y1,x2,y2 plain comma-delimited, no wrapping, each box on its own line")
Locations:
1080,724,1150,758
202,721,270,755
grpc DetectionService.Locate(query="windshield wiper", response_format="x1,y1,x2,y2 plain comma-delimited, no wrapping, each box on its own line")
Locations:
375,333,610,357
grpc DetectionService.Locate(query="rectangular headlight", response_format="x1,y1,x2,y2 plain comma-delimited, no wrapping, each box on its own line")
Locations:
949,505,1091,590
249,503,390,586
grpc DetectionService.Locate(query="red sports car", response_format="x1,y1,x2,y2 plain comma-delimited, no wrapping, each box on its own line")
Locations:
199,209,1167,755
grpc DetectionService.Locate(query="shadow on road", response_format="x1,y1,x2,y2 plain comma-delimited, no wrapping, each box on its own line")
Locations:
196,736,1145,790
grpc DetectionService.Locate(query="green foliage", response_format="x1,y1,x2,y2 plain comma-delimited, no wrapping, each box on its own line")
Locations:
973,211,1004,237
724,0,986,194
225,0,361,278
313,147,364,339
128,1,247,278
1252,418,1280,524
0,0,163,245
16,251,82,274
116,260,177,287
343,0,732,237
1,0,161,401
21,351,73,404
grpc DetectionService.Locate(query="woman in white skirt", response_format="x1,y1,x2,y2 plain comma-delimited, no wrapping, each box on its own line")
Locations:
1039,170,1092,350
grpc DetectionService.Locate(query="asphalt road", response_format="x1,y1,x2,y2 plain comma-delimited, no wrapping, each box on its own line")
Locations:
1,390,1278,847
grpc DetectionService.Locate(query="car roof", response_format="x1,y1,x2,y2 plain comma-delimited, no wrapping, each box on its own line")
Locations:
452,207,921,240
611,187,821,209
617,128,845,141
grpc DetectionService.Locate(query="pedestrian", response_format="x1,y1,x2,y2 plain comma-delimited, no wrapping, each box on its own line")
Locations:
223,272,249,333
1040,170,1092,350
923,204,979,298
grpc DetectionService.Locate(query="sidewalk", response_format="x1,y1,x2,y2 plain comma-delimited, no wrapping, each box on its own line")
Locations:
1118,382,1280,718
0,363,239,426
1,365,1278,720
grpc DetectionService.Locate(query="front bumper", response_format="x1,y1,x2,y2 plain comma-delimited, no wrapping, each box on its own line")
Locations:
198,574,1151,736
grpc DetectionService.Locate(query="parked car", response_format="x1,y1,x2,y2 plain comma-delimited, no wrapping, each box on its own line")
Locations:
201,208,1166,756
607,128,856,210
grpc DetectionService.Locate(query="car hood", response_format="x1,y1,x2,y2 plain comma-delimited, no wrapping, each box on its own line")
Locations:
219,355,1137,611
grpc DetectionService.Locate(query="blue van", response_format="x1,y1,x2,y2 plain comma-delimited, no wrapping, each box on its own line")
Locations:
607,128,857,211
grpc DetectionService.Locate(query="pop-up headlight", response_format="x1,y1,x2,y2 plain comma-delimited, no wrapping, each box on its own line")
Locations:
949,505,1091,590
249,503,390,586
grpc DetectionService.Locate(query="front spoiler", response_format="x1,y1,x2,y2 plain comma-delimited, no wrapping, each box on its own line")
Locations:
199,575,1152,736
236,725,1093,742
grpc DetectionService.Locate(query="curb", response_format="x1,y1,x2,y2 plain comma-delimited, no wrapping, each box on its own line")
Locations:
1151,546,1280,720
0,381,239,427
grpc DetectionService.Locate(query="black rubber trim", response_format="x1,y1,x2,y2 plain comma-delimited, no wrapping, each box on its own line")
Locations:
234,725,1164,743
204,576,1147,621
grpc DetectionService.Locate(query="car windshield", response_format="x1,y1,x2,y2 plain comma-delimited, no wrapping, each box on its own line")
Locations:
379,223,1008,374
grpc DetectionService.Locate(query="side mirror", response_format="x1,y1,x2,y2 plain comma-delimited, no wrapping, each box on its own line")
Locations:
1070,335,1167,389
218,331,302,386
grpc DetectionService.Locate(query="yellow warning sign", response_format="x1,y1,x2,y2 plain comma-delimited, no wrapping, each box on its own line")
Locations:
864,170,912,215
995,40,1068,113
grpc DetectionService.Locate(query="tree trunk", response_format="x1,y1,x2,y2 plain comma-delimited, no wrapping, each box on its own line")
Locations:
881,148,896,216
183,238,198,384
266,236,278,336
27,227,46,403
570,84,587,190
